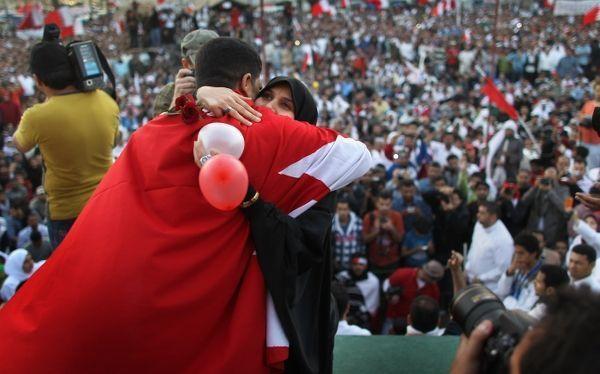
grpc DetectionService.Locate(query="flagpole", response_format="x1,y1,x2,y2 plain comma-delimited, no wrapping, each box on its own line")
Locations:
491,0,500,77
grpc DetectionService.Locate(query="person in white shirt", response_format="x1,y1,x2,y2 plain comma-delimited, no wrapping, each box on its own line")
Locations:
405,296,445,336
16,212,49,249
496,232,543,311
529,264,570,320
568,244,600,292
333,283,371,336
465,202,515,293
430,132,463,167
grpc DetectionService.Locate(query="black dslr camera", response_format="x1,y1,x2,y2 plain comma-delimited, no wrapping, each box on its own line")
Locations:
42,24,115,97
451,284,535,373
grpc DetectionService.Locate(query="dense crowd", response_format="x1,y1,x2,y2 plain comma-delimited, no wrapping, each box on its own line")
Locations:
2,1,600,338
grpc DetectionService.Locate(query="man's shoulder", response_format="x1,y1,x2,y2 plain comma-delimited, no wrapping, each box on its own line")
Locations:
153,83,175,115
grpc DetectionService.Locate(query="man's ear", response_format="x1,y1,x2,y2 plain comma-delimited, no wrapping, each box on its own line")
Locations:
239,73,253,97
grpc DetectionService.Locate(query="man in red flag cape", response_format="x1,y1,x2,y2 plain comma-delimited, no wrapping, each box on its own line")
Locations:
0,38,371,373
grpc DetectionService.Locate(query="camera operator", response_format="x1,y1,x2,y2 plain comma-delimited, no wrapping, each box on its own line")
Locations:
450,286,600,374
521,168,570,248
362,190,405,280
13,36,118,248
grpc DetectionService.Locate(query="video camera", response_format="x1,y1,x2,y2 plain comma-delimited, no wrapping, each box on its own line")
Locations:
42,23,115,98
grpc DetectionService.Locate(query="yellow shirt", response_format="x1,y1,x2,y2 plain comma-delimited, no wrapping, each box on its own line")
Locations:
14,90,119,220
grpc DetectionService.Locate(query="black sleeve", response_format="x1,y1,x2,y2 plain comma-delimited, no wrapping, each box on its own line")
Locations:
242,188,335,301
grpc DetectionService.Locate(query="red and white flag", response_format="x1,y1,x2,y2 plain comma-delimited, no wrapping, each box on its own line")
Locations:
341,0,347,9
431,0,455,16
583,6,600,28
543,0,554,9
311,0,334,17
463,28,472,44
302,45,313,72
44,6,74,38
18,2,44,30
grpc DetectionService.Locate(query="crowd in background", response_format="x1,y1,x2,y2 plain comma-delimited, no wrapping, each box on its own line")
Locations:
2,0,600,336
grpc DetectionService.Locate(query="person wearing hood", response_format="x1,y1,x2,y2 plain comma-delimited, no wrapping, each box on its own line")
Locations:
1,249,35,302
195,76,337,374
493,120,524,181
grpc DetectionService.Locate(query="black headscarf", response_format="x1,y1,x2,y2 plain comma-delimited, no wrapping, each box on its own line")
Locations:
257,76,318,125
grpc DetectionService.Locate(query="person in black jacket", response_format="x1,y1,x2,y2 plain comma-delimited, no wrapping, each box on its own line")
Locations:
245,77,336,374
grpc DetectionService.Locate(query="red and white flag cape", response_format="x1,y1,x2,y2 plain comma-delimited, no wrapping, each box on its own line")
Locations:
0,105,371,372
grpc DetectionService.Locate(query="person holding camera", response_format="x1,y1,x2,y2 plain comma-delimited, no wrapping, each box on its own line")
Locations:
450,286,600,374
362,190,405,279
381,260,443,335
520,168,570,247
13,37,119,248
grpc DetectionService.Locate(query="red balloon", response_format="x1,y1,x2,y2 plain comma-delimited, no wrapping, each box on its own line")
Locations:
199,154,249,211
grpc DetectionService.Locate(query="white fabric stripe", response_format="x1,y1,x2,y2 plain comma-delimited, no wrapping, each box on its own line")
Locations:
279,135,372,193
289,200,317,218
266,293,289,348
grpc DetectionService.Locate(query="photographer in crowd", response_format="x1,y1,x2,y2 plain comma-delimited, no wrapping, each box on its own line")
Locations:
13,26,119,248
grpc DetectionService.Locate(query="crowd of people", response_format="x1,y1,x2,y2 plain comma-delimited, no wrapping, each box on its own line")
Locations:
2,0,600,348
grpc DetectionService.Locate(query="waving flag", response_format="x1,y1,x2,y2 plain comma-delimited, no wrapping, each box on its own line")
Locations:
18,2,44,30
44,6,74,38
583,5,600,27
481,77,518,120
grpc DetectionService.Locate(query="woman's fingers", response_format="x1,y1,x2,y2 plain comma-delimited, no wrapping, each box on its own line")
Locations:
227,107,253,127
233,96,262,119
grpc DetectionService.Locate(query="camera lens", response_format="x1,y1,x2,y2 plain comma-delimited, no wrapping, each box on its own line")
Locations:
451,284,506,336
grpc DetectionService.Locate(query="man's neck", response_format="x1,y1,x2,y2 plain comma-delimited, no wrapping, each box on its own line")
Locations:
339,215,350,225
44,85,79,98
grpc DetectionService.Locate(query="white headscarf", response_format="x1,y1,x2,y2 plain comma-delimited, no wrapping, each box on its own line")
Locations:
4,249,31,282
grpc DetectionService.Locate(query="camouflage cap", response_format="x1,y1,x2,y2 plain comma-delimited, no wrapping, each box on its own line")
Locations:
180,29,219,62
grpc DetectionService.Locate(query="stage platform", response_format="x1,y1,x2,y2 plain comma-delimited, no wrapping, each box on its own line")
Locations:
333,336,459,374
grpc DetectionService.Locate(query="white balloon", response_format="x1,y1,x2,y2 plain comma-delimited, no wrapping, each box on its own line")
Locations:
197,122,245,159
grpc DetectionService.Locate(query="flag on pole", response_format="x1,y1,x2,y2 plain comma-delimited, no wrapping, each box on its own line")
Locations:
481,77,518,120
583,6,600,27
302,45,313,72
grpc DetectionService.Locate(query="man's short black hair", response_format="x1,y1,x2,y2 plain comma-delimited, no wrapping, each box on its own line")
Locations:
447,154,459,162
475,181,490,190
331,282,349,317
409,296,439,334
195,37,262,89
539,264,569,289
378,190,393,200
429,162,442,169
400,179,416,189
514,232,541,256
573,157,587,166
30,41,77,90
480,201,499,217
30,230,42,243
572,244,596,263
520,287,600,373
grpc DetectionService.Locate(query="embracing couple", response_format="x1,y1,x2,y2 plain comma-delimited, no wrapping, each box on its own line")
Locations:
0,37,371,374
